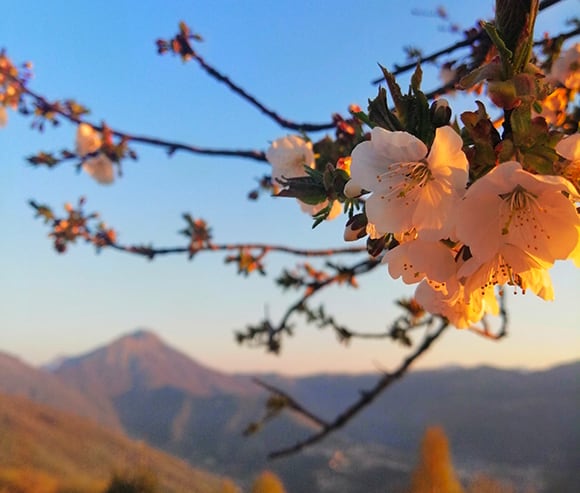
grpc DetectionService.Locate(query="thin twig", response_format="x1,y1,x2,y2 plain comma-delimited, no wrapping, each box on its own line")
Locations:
276,258,381,331
371,0,568,85
252,378,330,429
468,290,509,340
14,81,268,162
267,319,449,459
105,240,367,258
192,53,337,133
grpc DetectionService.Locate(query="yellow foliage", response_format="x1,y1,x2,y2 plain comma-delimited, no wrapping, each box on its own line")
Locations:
250,471,287,493
409,426,465,493
0,467,59,493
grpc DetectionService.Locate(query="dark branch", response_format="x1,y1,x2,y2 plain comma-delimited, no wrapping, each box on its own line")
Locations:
191,53,337,133
267,319,449,459
106,239,367,259
252,378,329,429
277,258,381,332
468,289,509,341
371,0,569,85
15,80,268,162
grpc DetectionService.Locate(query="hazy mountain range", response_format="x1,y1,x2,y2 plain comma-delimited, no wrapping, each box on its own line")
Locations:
0,328,578,492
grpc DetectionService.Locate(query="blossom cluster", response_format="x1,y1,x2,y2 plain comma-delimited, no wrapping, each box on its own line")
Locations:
534,43,580,127
75,123,115,184
264,35,580,329
345,128,580,328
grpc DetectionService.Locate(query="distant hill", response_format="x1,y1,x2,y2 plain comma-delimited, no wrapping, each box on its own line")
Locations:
0,391,235,493
53,329,258,398
50,330,407,492
0,351,120,430
32,329,580,492
263,362,580,490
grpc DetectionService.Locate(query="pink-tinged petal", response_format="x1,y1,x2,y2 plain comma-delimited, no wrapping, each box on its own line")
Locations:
500,184,580,263
550,43,580,91
454,191,504,262
384,239,456,284
426,126,469,190
343,179,364,198
76,123,102,156
266,135,314,181
350,128,426,191
365,180,419,235
370,128,427,163
415,280,487,328
82,155,115,184
349,140,384,192
568,226,580,267
555,133,580,162
413,180,458,241
512,166,579,197
500,244,551,272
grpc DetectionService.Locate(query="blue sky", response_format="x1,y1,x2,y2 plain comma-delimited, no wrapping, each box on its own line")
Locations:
1,1,578,375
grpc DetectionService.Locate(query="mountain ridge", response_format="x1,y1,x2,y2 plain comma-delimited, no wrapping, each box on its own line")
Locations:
52,328,259,399
3,328,577,492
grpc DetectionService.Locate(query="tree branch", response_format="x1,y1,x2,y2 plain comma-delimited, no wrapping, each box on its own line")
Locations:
371,0,569,85
191,52,338,133
12,79,268,162
468,289,509,341
252,378,330,429
266,319,449,459
106,239,367,259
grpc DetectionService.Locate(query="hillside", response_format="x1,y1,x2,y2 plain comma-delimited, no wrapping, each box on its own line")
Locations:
53,329,258,398
0,391,235,493
50,330,408,492
0,351,120,430
46,329,580,492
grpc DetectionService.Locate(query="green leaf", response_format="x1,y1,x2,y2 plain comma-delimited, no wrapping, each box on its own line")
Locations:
367,87,402,131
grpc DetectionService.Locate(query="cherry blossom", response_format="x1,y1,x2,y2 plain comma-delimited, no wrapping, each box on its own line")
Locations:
555,133,580,193
349,126,468,240
266,135,315,183
454,161,580,266
266,135,341,220
383,235,457,287
414,279,498,329
458,245,555,302
550,43,580,92
533,87,568,127
76,123,114,184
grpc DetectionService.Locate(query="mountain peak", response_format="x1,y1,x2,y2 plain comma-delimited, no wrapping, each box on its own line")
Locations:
51,329,257,398
127,328,159,340
115,328,163,350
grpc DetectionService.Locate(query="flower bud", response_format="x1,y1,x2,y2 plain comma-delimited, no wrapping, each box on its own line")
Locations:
343,213,368,241
487,80,520,110
430,99,452,127
344,179,363,198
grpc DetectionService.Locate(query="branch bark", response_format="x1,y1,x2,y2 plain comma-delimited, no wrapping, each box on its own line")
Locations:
265,319,449,459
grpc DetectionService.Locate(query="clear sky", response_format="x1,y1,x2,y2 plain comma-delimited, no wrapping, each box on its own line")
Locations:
1,0,578,375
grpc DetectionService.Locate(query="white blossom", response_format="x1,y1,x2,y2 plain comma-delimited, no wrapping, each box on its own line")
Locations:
76,123,114,184
454,161,580,266
349,126,468,240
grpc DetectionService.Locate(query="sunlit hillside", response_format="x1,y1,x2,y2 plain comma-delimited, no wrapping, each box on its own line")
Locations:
0,391,236,493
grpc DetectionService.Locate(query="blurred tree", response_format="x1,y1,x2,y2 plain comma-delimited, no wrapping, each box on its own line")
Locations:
102,470,158,493
250,471,287,493
409,426,464,493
